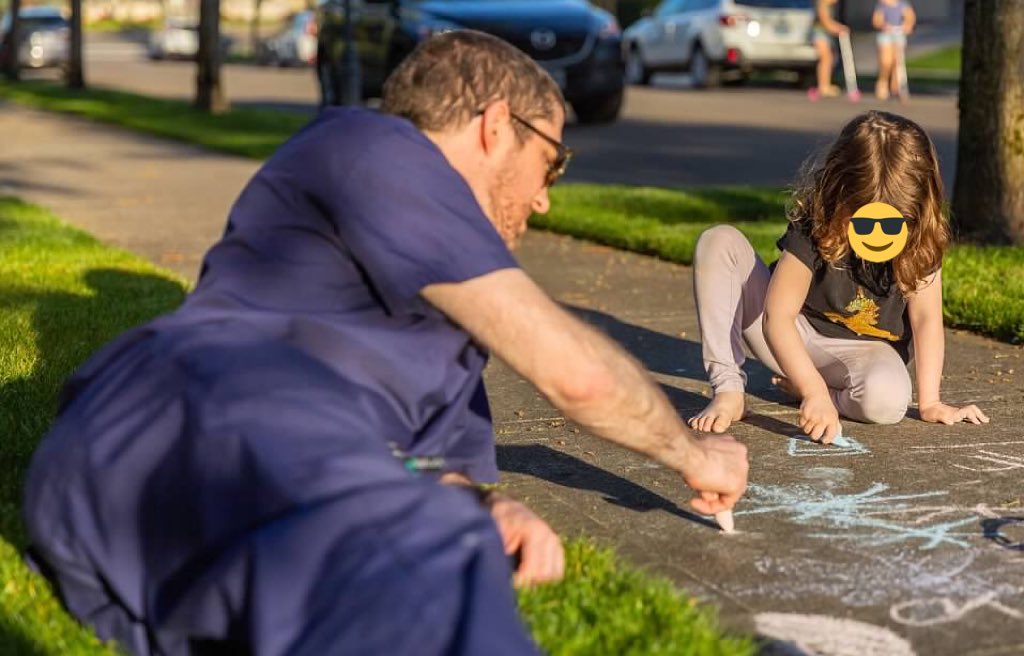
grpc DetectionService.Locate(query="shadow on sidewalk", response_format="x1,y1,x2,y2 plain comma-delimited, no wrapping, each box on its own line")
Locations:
497,444,720,530
568,305,782,401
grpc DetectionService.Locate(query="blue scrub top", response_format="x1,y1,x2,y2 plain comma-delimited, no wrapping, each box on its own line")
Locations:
77,108,520,483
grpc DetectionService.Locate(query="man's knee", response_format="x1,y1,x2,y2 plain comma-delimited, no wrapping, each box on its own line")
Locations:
284,483,533,656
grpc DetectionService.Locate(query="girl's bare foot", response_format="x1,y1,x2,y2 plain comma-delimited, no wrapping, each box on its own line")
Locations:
772,375,800,399
688,391,745,433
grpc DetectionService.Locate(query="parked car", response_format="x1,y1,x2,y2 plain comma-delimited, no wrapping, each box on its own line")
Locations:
148,18,232,60
622,0,817,88
256,11,317,67
315,0,625,124
0,6,69,70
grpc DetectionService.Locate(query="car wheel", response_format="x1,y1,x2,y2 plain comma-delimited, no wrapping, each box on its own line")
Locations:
572,89,624,125
689,44,721,89
317,52,339,106
625,45,651,86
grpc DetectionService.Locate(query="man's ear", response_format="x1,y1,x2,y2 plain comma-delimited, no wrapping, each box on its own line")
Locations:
479,100,512,156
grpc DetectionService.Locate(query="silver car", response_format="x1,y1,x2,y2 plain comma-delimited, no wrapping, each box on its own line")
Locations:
0,6,69,70
255,11,317,67
623,0,817,88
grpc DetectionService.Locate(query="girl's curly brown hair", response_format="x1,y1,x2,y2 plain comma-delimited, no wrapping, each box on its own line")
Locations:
787,110,950,295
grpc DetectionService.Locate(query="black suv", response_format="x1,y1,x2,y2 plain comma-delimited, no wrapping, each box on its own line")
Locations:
316,0,625,123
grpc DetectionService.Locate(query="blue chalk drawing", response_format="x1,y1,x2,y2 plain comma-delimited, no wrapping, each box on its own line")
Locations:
737,483,977,550
788,434,870,457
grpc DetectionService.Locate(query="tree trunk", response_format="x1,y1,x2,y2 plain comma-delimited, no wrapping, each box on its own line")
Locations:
250,0,263,56
952,0,1024,244
67,0,85,89
195,0,229,113
2,0,22,81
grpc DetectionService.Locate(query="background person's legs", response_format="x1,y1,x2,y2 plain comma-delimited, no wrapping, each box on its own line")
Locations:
813,36,838,95
876,39,895,98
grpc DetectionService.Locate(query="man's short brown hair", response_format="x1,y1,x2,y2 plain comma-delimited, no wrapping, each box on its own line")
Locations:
381,30,564,136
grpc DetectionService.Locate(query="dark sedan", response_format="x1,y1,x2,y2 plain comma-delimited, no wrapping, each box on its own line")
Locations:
316,0,625,123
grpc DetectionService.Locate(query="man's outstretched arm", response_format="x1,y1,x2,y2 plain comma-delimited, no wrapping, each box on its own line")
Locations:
423,268,748,515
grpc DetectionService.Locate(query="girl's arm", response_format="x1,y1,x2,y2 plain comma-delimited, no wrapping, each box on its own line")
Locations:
763,252,841,442
902,3,917,34
907,268,989,425
872,8,885,31
818,0,848,35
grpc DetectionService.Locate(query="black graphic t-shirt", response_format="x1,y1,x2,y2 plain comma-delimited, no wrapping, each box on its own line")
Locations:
773,220,913,362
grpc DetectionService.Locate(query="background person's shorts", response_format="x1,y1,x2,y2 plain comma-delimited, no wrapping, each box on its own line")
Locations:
811,27,835,44
876,30,907,46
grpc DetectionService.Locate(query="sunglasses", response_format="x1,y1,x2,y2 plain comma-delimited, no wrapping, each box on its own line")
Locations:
508,112,574,187
849,217,910,236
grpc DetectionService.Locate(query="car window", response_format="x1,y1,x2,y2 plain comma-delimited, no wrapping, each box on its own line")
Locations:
693,0,720,9
734,0,812,8
655,0,688,17
22,16,68,30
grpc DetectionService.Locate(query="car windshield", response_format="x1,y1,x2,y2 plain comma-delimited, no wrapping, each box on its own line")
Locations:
2,13,66,31
735,0,812,8
20,16,68,31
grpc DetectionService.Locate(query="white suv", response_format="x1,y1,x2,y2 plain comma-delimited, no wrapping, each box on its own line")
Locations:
623,0,817,88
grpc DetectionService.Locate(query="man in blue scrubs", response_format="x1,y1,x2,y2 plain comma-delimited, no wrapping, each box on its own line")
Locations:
24,30,748,655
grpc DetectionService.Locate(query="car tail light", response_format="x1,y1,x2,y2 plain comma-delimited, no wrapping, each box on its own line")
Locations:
719,14,749,27
726,48,739,64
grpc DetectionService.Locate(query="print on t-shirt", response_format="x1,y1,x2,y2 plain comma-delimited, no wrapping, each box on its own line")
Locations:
824,287,901,341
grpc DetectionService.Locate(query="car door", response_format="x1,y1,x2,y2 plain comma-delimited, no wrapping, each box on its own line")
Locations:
644,0,688,66
682,0,724,61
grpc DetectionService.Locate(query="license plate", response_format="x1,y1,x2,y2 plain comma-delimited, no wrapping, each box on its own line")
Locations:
543,67,567,90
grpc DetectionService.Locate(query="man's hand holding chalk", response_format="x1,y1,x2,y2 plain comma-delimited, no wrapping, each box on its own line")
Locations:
680,434,748,533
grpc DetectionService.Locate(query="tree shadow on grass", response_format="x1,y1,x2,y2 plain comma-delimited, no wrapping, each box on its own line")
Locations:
0,267,185,549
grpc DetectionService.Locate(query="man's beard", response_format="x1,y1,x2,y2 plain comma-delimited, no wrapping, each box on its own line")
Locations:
489,163,531,250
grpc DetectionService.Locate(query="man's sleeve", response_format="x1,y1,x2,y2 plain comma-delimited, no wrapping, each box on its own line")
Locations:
444,380,500,484
320,146,520,316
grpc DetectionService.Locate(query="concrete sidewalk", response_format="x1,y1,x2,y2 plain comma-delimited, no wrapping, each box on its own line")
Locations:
3,101,1023,656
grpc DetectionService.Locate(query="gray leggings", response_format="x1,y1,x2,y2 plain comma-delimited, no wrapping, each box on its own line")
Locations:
692,225,911,425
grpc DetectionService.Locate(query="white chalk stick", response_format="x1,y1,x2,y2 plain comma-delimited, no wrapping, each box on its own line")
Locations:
832,422,850,447
715,510,735,533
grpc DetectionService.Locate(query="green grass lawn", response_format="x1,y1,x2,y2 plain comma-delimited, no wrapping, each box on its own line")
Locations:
84,18,160,32
0,80,309,160
0,197,754,654
905,45,961,72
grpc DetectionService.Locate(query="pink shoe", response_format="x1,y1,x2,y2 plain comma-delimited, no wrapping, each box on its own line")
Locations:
807,87,821,101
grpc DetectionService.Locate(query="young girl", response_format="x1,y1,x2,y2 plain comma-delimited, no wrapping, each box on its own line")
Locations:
689,111,989,442
810,0,849,98
873,0,916,99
